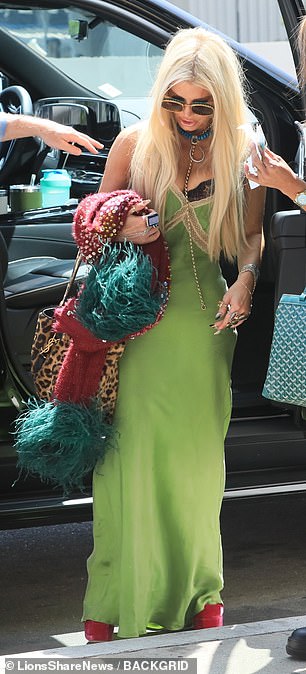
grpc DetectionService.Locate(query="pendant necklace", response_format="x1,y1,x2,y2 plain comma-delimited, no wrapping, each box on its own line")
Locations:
177,123,212,162
182,125,213,311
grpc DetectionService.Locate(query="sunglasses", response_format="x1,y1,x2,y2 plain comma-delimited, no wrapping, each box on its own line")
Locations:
161,97,214,116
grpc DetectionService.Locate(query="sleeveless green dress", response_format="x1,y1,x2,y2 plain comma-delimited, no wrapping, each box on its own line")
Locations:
82,185,236,638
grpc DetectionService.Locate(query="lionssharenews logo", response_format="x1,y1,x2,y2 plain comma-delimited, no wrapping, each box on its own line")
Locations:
4,659,196,673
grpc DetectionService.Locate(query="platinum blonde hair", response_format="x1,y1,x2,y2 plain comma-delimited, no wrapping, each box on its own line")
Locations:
297,16,306,88
130,27,250,261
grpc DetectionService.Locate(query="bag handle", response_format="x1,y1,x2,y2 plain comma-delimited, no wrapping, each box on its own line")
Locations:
59,249,83,307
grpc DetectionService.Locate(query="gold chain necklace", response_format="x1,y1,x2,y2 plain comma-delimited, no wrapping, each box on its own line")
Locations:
183,137,207,311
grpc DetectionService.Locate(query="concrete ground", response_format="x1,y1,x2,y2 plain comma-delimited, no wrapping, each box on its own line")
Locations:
2,494,306,657
2,616,306,674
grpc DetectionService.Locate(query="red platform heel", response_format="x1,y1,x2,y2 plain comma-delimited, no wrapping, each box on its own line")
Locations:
84,620,114,642
193,603,224,629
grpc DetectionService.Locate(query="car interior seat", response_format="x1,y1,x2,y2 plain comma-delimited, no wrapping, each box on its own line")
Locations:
0,230,87,366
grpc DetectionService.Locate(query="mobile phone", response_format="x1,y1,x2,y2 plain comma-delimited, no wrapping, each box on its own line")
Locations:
247,124,266,190
145,212,159,228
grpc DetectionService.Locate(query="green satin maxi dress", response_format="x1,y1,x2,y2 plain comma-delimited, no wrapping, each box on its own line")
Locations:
83,184,236,638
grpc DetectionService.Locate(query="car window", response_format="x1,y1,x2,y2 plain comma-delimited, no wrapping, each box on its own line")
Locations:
0,6,164,117
174,0,304,81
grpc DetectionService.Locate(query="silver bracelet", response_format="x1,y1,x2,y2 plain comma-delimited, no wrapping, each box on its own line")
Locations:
239,263,260,283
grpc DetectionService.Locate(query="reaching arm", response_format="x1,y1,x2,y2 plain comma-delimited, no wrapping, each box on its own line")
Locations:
0,113,103,155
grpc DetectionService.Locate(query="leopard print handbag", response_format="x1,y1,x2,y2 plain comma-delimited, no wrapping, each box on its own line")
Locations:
31,306,71,402
30,252,126,420
30,251,82,402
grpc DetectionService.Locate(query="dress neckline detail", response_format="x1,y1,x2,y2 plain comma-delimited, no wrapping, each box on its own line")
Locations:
187,178,213,196
164,185,210,254
173,179,213,201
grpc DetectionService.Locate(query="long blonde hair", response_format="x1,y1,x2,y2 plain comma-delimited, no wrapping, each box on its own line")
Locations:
297,16,306,88
130,27,250,261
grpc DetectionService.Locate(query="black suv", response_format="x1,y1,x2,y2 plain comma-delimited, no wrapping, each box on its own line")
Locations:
0,0,305,528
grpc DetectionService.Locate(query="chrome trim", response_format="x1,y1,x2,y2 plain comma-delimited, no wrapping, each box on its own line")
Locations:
62,496,93,506
224,482,306,499
61,483,306,507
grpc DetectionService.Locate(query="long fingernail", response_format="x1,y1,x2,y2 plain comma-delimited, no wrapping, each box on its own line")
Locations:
214,329,221,335
215,312,222,320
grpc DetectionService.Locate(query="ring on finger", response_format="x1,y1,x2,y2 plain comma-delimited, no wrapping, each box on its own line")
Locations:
228,315,240,325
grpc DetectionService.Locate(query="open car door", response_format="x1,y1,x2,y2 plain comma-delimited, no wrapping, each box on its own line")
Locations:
269,0,306,423
271,0,306,304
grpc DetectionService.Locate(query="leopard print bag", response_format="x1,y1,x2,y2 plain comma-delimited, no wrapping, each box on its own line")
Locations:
30,252,125,421
31,306,70,402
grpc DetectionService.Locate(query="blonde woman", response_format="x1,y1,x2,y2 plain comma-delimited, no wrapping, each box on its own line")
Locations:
83,26,265,640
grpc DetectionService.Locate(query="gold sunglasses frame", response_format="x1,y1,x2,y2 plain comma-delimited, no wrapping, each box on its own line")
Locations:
161,97,214,116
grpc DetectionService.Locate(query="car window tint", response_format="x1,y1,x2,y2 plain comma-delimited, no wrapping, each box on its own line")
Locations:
0,7,164,118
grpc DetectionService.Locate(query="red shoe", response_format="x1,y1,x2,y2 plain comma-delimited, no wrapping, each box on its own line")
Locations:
193,603,224,629
84,620,114,642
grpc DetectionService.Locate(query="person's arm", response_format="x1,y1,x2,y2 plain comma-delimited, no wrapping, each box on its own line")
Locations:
99,125,160,244
0,114,7,141
0,113,103,155
99,126,138,192
245,145,306,206
212,182,265,332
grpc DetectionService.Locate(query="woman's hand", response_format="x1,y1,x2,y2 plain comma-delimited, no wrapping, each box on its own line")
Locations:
115,201,160,244
211,279,253,334
244,144,306,201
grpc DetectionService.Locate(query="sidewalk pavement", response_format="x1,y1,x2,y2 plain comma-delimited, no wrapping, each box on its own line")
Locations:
2,615,306,674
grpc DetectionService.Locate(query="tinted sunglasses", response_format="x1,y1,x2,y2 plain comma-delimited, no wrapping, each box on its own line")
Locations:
161,97,214,116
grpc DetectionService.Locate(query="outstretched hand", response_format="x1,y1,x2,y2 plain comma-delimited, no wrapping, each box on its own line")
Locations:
38,120,104,155
1,113,104,154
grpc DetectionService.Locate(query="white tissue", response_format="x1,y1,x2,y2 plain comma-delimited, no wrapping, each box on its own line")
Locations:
239,122,266,189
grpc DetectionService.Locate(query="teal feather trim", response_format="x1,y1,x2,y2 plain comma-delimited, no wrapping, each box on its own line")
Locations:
76,242,162,341
15,398,115,491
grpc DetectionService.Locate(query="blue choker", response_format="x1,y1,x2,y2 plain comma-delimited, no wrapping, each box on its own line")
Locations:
177,124,212,141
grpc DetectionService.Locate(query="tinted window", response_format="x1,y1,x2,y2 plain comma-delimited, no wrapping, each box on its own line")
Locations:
0,6,164,116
